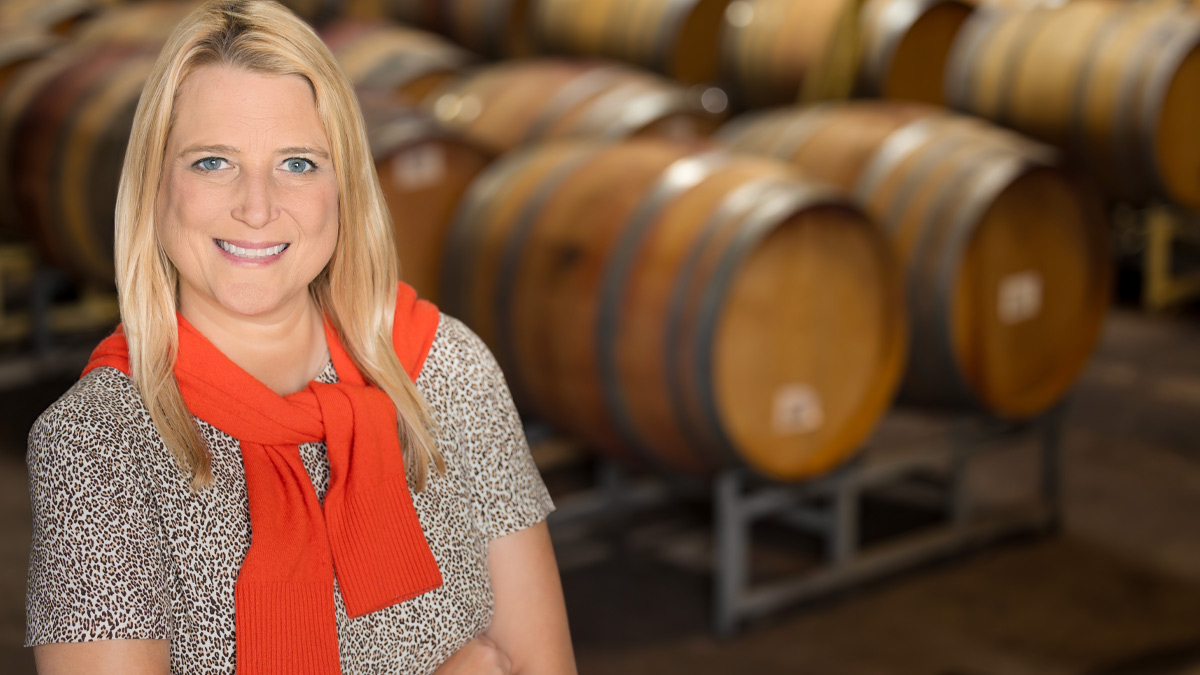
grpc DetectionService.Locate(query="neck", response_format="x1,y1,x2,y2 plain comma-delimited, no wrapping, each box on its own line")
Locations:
179,290,329,396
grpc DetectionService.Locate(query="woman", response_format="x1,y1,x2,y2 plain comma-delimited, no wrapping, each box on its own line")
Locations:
24,1,577,673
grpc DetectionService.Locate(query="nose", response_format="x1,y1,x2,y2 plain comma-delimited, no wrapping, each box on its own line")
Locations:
230,167,279,229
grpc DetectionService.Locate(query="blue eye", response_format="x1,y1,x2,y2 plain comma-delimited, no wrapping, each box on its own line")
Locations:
195,157,227,172
284,158,316,173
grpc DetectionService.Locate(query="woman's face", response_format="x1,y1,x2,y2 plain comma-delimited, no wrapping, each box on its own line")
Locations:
157,64,339,324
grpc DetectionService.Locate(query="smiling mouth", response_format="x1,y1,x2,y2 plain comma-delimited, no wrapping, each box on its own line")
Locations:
216,239,289,259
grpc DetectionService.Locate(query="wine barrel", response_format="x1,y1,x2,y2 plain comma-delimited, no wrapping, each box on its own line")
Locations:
359,93,492,303
533,0,734,84
73,1,202,47
0,0,105,35
719,102,1110,419
0,30,61,234
374,0,536,57
0,43,155,286
718,0,864,108
426,60,727,155
946,1,1200,208
857,0,974,105
442,138,906,479
965,0,1071,7
321,19,475,105
277,0,345,26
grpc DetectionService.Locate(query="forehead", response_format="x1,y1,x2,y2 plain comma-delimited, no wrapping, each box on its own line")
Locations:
169,64,328,146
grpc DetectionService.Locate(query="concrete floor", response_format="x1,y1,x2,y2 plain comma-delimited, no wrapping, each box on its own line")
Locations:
2,304,1200,674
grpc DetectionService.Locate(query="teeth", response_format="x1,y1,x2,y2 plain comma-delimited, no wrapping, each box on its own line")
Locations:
218,240,288,259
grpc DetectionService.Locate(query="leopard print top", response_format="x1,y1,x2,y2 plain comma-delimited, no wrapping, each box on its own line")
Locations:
25,315,554,674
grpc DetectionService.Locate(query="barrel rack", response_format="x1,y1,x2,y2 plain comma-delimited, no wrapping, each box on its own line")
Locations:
1138,205,1200,312
540,405,1065,636
1113,202,1200,312
0,243,117,391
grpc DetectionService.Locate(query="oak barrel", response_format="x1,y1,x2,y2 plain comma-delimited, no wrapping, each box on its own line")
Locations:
965,0,1072,7
321,19,475,105
533,0,733,83
442,138,906,479
426,60,727,156
719,102,1111,419
73,1,202,47
857,0,974,105
374,0,536,57
0,43,155,286
0,0,104,35
945,1,1200,208
360,93,492,303
718,0,864,108
0,30,60,234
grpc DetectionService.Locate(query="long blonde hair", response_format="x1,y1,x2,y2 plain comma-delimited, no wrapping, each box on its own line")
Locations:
115,0,443,490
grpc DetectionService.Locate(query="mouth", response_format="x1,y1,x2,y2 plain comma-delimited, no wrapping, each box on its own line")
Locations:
215,239,289,260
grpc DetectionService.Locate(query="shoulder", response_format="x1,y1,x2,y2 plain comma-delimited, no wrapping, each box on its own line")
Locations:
418,313,506,392
27,367,155,475
415,313,523,434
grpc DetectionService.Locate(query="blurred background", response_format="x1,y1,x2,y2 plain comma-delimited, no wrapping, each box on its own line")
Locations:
2,0,1200,672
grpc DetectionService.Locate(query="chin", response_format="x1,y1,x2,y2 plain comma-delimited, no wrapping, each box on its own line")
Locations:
215,286,294,319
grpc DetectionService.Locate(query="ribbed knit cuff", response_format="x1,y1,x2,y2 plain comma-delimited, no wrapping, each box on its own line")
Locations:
234,581,341,675
326,479,443,618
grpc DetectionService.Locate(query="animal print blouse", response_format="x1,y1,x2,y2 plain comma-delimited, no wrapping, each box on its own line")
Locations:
25,315,554,674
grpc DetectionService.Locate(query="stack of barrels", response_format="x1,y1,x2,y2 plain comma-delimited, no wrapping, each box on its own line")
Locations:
946,0,1200,209
719,103,1109,418
0,0,1155,485
441,139,906,478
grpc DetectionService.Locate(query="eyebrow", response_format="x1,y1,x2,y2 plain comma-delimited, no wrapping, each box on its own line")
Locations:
179,144,331,159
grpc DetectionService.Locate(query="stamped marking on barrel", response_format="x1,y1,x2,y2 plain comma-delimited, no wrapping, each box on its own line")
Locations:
392,144,446,190
998,270,1043,325
771,384,824,436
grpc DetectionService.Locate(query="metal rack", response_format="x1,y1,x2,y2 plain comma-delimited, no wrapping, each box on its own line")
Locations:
712,406,1063,635
1115,203,1200,312
0,243,118,391
542,405,1065,636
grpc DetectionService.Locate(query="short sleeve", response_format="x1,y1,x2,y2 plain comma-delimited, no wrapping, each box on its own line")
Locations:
433,316,554,541
25,375,171,646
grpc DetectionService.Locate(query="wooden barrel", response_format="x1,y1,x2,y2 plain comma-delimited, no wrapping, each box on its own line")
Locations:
965,0,1072,7
718,0,864,108
277,0,345,25
0,30,61,235
73,1,202,47
444,0,538,57
360,93,492,303
372,0,536,57
442,138,906,479
425,60,727,155
946,1,1200,208
0,43,155,286
322,19,475,105
533,0,734,83
857,0,974,105
719,102,1111,419
0,0,105,35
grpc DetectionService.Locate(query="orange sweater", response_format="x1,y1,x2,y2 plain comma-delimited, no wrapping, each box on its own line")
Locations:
84,283,443,674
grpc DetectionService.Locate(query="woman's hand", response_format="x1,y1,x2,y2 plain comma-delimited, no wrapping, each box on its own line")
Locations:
434,635,513,674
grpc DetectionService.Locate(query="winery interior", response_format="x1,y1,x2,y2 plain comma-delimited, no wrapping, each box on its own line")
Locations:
2,0,1200,672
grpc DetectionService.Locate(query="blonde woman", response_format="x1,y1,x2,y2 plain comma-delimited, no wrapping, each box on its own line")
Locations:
24,1,576,673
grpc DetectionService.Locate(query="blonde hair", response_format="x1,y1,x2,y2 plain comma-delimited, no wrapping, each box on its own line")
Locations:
115,0,442,490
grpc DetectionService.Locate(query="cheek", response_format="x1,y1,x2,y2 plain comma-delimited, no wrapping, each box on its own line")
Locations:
158,173,203,231
310,182,341,250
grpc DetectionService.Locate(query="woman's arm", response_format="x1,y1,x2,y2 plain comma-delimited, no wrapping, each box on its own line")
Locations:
484,521,578,675
33,640,169,675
